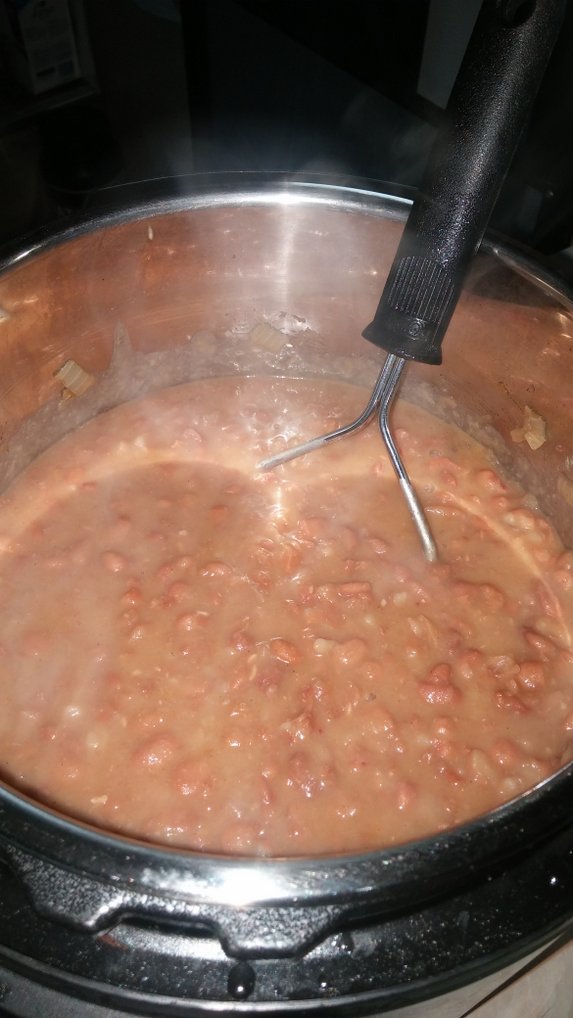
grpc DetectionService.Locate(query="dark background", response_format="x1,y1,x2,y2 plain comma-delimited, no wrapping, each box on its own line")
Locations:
0,0,572,257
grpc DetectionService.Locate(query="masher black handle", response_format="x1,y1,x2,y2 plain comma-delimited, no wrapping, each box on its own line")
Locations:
362,0,565,365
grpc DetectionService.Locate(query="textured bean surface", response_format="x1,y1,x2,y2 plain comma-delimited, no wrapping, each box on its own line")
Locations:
0,376,572,856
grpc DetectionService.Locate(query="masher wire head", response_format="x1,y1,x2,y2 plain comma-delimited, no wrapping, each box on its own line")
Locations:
258,354,438,563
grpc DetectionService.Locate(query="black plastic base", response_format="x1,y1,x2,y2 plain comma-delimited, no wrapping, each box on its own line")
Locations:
0,819,572,1016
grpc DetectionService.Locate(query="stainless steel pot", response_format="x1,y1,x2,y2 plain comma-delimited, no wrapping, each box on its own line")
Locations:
0,175,572,1016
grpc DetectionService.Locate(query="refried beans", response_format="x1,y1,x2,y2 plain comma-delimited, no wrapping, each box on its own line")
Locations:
0,375,572,856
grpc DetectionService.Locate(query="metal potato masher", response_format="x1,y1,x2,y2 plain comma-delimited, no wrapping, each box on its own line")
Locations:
260,0,564,561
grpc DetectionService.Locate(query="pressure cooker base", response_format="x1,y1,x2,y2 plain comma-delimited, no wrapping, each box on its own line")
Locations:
0,821,571,1016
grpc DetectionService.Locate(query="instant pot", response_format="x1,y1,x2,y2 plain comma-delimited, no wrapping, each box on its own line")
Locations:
0,176,572,1016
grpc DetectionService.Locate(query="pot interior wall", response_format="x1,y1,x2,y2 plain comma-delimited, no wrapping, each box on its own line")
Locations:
0,194,571,546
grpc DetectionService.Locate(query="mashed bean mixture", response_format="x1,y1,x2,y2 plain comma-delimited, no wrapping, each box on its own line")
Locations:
1,375,572,856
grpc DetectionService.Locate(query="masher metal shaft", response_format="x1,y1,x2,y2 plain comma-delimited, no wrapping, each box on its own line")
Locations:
259,352,396,467
259,354,439,562
376,357,438,564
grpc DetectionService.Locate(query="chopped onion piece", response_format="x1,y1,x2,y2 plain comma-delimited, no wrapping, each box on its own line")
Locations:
249,321,288,353
54,359,96,398
511,405,546,450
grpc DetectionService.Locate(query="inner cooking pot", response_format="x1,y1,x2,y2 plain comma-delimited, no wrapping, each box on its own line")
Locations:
0,174,572,1016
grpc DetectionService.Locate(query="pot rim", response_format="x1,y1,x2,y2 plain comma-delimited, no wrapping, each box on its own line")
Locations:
0,171,414,273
